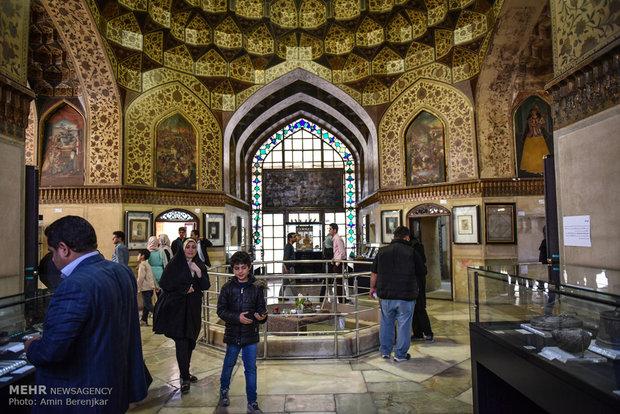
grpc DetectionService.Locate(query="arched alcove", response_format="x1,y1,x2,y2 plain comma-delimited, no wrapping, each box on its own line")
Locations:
124,82,222,190
379,79,477,188
39,102,85,187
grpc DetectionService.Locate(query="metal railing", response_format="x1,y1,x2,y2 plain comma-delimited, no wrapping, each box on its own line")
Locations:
200,259,380,359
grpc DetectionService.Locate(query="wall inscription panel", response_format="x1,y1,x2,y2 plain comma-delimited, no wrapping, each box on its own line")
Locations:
262,169,343,209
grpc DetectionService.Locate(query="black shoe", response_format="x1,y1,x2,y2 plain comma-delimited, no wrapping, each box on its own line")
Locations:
412,335,425,341
247,402,262,413
189,375,198,383
180,379,190,394
425,334,434,342
393,353,411,362
219,390,230,407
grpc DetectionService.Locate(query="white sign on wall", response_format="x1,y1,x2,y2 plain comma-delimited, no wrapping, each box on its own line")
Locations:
563,215,591,247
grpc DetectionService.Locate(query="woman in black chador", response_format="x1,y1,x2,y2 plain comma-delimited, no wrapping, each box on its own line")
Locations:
153,238,210,393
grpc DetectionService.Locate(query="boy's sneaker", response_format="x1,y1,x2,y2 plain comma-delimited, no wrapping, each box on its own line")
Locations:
393,353,411,362
218,390,230,407
381,354,390,359
425,334,434,342
247,402,263,413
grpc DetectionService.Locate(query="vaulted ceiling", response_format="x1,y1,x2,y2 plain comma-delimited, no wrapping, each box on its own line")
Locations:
92,0,502,104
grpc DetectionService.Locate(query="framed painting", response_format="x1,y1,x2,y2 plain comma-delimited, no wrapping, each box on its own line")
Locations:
156,112,197,189
125,211,153,250
381,210,401,244
405,110,446,186
203,213,225,247
514,96,553,178
453,205,480,244
485,203,517,244
40,104,85,187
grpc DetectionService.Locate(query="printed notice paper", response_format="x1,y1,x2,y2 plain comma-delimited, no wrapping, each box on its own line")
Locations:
563,215,591,247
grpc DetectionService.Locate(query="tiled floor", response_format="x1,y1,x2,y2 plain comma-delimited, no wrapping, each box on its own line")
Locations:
129,299,473,414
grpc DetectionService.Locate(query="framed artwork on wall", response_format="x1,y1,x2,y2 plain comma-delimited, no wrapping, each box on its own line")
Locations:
125,211,153,250
381,210,401,244
484,203,517,244
203,213,225,247
452,205,480,244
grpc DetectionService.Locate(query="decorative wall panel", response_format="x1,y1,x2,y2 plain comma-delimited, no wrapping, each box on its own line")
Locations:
125,82,222,190
44,0,122,185
379,79,476,187
25,101,38,166
0,0,30,85
475,2,546,178
386,12,412,44
550,0,620,77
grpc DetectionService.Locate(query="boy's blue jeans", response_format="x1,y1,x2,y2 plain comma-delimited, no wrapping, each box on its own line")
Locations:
220,343,258,403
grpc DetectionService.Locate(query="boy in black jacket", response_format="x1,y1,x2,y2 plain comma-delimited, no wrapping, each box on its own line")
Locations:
217,251,267,414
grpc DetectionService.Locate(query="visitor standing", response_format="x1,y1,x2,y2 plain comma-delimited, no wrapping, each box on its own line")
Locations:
369,226,425,361
217,251,267,414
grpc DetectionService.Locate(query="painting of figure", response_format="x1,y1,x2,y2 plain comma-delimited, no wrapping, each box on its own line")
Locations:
405,111,446,186
156,113,197,189
514,96,553,177
40,105,85,186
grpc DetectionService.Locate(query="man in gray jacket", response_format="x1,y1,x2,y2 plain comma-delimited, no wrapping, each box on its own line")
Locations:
369,226,426,362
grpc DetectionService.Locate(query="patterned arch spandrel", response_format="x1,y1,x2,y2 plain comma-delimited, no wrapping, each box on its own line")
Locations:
379,79,477,188
125,82,222,190
42,0,122,185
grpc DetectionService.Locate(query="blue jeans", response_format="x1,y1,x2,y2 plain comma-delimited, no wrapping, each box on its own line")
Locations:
379,299,415,359
220,343,257,404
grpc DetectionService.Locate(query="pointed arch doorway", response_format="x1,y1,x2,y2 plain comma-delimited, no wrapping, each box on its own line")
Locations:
250,118,358,275
407,204,453,300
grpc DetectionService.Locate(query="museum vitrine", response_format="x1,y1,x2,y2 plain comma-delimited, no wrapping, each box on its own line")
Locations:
468,265,620,413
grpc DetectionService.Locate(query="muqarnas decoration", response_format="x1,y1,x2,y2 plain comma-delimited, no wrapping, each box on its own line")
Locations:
40,104,85,187
156,113,197,189
405,110,446,186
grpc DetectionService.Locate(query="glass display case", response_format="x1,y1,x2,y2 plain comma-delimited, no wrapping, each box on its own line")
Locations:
468,265,620,414
0,290,53,412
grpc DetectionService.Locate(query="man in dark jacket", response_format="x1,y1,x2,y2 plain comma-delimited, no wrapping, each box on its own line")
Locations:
26,216,151,413
410,236,434,342
217,251,267,414
369,225,426,362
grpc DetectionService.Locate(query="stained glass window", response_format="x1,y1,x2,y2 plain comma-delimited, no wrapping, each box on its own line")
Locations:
251,119,357,273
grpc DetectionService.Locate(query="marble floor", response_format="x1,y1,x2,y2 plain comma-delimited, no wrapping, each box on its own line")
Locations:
129,299,473,414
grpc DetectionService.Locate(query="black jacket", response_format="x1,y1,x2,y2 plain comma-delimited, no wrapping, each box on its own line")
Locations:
217,274,267,346
372,238,425,301
153,252,210,340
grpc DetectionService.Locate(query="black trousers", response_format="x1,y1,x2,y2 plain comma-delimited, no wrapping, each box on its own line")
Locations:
141,290,154,322
412,277,433,337
173,337,196,381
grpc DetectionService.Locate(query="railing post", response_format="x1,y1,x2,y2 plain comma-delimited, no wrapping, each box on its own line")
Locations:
333,276,338,358
354,276,359,356
474,271,480,324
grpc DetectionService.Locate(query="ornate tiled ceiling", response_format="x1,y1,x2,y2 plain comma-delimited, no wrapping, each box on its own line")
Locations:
91,0,503,105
